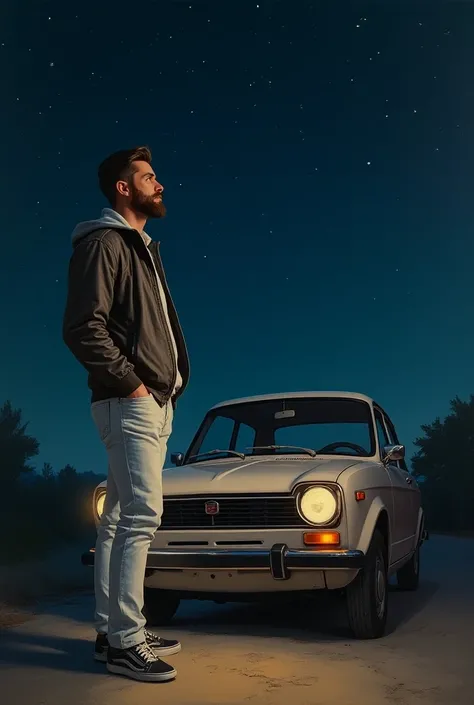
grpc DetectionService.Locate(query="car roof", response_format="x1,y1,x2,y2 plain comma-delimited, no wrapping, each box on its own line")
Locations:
210,391,376,410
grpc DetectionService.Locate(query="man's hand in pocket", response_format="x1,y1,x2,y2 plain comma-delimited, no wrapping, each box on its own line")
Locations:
127,383,150,398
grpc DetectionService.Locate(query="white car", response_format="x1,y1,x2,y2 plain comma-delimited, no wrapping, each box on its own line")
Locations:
82,391,428,639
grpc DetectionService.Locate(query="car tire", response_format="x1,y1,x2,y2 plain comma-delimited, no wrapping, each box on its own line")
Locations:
346,529,388,639
143,587,180,626
396,543,420,591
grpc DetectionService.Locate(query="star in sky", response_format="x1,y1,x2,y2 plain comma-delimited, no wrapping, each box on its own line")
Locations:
1,1,471,476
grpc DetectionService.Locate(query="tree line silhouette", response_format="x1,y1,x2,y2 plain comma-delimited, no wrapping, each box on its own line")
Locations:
0,394,473,565
0,401,105,564
411,394,474,534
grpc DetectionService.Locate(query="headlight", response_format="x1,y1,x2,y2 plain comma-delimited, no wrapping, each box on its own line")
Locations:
299,486,338,525
96,491,106,519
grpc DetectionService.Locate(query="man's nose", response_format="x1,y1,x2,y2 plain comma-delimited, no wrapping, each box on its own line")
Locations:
155,183,164,194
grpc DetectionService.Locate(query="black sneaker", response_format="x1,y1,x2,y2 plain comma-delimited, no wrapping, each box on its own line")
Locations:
144,629,182,657
94,633,109,663
94,630,181,663
107,642,177,682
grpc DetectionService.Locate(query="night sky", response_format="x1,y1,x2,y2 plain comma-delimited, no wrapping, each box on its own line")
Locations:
2,1,474,474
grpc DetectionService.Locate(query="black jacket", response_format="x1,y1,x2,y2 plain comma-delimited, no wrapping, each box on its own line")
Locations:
63,227,190,406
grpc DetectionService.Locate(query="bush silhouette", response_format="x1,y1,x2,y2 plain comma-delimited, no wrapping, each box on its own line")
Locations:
412,394,474,533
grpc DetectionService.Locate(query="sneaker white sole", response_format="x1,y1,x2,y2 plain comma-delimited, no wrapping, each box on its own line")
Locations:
107,662,177,682
152,642,182,657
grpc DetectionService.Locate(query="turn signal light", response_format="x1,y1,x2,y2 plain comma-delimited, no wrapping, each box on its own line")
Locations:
303,531,340,546
355,491,366,501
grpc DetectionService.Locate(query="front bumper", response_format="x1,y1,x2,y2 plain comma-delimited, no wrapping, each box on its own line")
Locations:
81,544,365,581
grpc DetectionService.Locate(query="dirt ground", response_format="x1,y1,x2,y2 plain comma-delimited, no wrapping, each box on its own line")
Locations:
0,535,473,705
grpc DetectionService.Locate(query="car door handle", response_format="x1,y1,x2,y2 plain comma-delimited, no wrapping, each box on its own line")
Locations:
405,476,413,484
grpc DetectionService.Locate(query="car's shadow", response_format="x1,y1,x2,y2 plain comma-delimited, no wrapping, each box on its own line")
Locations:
0,579,439,674
159,578,440,643
385,579,440,634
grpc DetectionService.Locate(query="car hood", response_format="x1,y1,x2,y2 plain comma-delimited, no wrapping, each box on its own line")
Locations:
161,456,363,495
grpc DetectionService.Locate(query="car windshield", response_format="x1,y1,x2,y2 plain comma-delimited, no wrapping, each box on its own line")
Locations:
185,397,375,463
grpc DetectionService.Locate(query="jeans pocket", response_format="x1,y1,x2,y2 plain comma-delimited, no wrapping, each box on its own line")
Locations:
91,400,111,442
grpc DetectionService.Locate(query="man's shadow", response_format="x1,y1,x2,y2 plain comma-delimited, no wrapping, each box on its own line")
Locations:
0,630,103,675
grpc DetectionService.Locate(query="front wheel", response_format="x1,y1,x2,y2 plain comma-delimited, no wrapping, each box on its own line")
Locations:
346,529,388,639
143,587,180,626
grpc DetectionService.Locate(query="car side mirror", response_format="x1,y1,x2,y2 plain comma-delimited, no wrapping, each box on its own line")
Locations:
170,452,184,467
383,444,405,464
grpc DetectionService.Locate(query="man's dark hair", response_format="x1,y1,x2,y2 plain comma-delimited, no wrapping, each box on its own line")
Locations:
98,146,152,206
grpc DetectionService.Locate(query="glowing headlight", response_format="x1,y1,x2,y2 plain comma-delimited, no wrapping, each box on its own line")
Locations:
299,486,338,525
96,492,106,519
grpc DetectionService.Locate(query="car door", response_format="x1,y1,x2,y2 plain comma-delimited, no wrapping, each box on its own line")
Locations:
374,409,405,564
384,413,420,547
382,413,418,560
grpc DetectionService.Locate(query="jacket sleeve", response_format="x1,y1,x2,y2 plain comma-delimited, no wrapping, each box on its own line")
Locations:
62,238,142,396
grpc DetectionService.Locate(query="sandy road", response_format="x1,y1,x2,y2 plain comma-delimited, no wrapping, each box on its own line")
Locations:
0,535,473,705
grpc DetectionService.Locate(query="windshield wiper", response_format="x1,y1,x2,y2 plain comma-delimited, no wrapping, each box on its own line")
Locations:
189,449,246,461
246,445,317,458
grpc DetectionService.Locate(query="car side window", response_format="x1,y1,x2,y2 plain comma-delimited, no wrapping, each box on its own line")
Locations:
374,409,389,457
384,414,408,471
379,414,400,468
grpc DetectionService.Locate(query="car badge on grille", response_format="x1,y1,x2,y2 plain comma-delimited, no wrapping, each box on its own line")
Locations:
204,500,220,515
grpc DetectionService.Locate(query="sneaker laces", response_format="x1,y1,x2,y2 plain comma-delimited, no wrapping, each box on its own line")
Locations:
145,629,163,645
135,642,158,664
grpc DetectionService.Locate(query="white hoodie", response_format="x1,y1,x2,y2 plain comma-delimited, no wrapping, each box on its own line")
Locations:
71,208,182,396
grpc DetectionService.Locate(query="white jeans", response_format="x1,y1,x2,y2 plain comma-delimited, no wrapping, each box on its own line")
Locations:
91,395,173,649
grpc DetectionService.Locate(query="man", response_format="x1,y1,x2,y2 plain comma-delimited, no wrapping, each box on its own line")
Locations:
63,146,190,683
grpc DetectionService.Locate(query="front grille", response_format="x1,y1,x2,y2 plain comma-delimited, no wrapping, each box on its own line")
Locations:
159,494,306,530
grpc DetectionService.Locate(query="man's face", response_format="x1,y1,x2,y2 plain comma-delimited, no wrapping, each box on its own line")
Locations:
127,160,166,219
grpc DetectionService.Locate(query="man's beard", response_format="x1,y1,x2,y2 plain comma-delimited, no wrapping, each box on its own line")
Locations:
130,186,167,219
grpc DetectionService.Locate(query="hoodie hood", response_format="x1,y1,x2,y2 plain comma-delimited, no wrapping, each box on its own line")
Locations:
71,208,151,246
